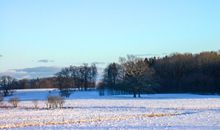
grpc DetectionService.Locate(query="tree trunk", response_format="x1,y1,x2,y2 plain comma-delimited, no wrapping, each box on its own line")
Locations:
133,91,136,98
138,89,141,98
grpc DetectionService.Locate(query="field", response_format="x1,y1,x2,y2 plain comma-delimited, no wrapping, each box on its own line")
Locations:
1,90,220,130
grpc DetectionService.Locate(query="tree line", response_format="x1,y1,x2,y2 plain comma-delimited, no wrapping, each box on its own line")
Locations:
0,64,97,97
1,51,220,97
99,51,220,97
55,64,97,97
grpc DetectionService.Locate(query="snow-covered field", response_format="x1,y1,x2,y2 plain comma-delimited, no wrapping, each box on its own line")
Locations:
1,89,220,130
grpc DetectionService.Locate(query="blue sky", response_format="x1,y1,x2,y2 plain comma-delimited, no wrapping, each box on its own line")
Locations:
0,0,220,78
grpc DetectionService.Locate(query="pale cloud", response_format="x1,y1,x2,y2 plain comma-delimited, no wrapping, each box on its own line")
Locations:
37,59,54,63
0,66,61,79
92,62,106,65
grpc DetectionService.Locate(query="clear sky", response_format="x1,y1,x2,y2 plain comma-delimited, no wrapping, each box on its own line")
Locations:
0,0,220,78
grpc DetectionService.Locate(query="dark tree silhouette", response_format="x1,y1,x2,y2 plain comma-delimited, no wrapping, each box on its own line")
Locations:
0,76,15,96
119,55,154,97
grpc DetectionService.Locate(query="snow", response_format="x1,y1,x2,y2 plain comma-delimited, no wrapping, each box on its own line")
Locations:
5,89,220,101
1,89,220,129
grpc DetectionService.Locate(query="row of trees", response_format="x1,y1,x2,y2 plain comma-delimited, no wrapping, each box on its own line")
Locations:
56,64,97,97
153,51,220,93
56,64,97,91
1,51,220,98
100,55,156,97
100,51,220,97
0,64,97,97
0,76,61,96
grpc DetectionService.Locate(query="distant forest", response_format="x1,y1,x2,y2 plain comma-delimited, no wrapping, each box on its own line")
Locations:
1,51,220,97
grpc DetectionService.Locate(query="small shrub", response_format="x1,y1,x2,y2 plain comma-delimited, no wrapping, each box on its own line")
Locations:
9,97,20,108
47,96,57,109
47,95,65,109
57,96,65,108
32,100,39,109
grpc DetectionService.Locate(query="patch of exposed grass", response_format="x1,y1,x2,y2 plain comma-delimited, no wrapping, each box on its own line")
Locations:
0,113,178,129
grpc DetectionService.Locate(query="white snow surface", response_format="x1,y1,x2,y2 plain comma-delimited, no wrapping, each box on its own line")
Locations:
0,89,220,130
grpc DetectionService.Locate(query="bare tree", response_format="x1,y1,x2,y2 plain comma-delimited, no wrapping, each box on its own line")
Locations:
72,64,97,91
55,64,98,97
103,62,124,94
56,68,73,97
90,64,98,88
0,76,15,96
120,55,154,98
80,64,90,91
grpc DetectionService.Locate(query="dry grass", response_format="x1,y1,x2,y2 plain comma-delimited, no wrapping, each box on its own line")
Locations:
0,113,177,129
